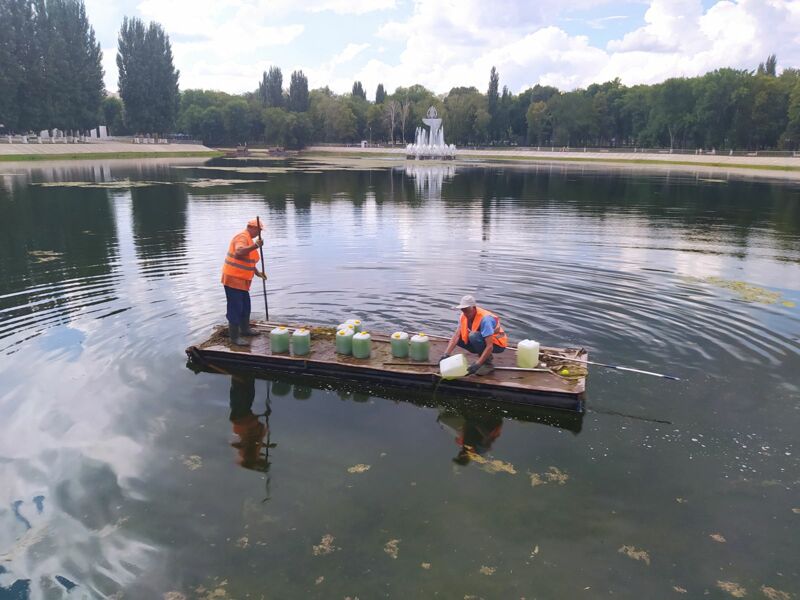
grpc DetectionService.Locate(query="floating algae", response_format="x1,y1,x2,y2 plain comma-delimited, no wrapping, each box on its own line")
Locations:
181,455,203,470
186,178,264,188
690,276,787,305
28,250,62,263
618,545,650,565
673,586,688,594
761,585,791,600
463,448,517,474
716,581,746,598
710,533,727,543
315,576,324,585
384,538,400,559
421,562,431,570
32,179,167,189
529,466,569,487
347,464,371,474
793,508,800,514
479,565,496,575
312,534,336,556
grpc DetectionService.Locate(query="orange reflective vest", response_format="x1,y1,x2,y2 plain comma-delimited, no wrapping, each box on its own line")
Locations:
221,231,259,291
459,306,508,348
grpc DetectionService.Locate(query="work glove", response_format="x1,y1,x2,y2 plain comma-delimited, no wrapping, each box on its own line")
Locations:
467,363,480,375
255,271,267,280
254,238,264,248
440,353,451,362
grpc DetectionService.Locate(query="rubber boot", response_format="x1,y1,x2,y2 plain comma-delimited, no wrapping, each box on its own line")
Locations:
229,323,250,347
241,321,259,337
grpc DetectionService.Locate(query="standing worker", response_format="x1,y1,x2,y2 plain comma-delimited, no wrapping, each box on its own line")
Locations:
440,295,508,375
222,219,268,346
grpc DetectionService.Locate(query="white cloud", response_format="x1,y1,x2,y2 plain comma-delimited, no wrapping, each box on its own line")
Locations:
305,0,397,15
349,0,800,95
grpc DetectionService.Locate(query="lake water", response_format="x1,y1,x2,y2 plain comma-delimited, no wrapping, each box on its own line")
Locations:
0,157,798,599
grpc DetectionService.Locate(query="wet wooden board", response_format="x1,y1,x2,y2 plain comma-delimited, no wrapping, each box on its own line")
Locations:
186,321,588,412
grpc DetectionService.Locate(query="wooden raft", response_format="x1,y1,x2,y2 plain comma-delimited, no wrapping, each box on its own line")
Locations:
186,322,588,412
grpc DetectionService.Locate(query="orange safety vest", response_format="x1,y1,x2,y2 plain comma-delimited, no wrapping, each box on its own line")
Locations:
221,231,260,291
459,306,508,348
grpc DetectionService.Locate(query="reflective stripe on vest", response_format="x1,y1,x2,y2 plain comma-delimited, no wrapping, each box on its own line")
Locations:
222,231,260,281
459,306,508,348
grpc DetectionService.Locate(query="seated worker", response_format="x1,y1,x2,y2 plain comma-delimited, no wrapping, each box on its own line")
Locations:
441,294,508,375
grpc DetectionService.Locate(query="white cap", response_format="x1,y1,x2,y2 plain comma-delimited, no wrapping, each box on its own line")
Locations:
453,294,476,309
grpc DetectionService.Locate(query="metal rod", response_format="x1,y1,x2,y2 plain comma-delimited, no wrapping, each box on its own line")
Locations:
544,353,680,381
256,216,269,321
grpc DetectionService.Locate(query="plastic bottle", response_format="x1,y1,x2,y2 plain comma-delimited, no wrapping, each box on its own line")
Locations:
335,328,354,355
352,331,372,359
270,326,290,353
409,333,430,362
291,328,311,356
390,331,409,358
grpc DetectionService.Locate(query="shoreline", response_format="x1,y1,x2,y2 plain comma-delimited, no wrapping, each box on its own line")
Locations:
304,146,800,181
0,150,222,162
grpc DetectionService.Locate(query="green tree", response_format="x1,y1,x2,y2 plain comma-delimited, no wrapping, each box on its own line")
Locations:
487,66,499,141
375,83,386,104
102,96,127,135
223,98,250,144
526,101,549,145
117,16,180,133
198,105,225,145
258,66,283,107
288,70,309,112
757,54,777,77
352,81,366,100
783,80,800,148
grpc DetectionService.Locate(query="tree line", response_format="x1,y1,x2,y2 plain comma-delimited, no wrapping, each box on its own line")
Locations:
2,0,799,151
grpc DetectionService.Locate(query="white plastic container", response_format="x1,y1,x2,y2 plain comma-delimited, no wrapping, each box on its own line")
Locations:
390,331,409,358
440,354,469,379
291,328,311,356
335,328,354,355
337,323,354,333
516,339,540,368
345,318,362,333
409,333,430,362
352,331,371,359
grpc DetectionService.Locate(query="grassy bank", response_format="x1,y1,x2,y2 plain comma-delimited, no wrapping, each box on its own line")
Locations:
0,150,223,162
305,149,800,173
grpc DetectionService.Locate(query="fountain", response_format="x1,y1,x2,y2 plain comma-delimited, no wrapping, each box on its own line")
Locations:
406,106,457,160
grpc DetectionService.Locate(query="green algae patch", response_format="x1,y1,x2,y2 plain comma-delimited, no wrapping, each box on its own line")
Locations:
312,534,336,556
186,178,265,188
618,545,650,565
717,581,746,597
0,151,221,162
383,538,401,559
28,250,63,263
688,276,793,306
32,179,170,189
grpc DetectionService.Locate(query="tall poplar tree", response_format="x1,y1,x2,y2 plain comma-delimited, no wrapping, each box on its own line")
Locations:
117,16,180,133
487,66,500,140
258,66,283,107
375,83,386,104
288,70,309,112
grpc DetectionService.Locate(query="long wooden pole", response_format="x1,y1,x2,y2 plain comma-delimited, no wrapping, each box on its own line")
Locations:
256,216,269,320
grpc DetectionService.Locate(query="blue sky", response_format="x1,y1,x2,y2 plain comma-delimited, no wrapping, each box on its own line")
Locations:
84,0,800,98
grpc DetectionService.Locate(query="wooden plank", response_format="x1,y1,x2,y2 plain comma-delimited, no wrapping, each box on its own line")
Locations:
188,321,587,411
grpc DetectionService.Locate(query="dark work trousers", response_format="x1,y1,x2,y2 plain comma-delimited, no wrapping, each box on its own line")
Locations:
457,331,506,357
224,285,251,326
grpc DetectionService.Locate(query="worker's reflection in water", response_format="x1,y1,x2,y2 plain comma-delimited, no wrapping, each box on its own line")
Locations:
228,375,276,497
437,408,504,465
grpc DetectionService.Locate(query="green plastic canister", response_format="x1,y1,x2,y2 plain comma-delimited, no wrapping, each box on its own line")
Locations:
409,333,430,362
270,326,290,353
390,331,409,358
335,328,354,355
345,318,362,333
292,328,311,356
352,331,372,359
